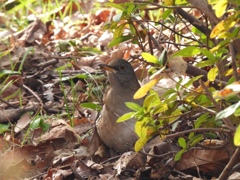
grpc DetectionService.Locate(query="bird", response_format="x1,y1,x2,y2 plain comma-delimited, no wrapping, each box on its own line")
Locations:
97,59,143,152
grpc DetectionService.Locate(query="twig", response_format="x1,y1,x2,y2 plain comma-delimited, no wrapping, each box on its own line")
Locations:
218,147,240,180
229,42,239,81
175,7,211,36
139,150,177,158
195,104,217,115
165,128,232,139
134,0,194,9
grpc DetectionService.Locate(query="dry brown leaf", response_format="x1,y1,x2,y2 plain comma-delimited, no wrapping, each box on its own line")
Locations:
14,112,31,133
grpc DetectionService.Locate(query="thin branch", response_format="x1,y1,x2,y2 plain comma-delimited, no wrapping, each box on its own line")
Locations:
175,7,211,36
218,147,240,180
165,128,232,139
134,0,194,9
229,42,239,81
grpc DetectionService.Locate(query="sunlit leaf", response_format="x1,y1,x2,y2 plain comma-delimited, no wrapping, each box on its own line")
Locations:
143,91,160,111
175,0,188,5
216,101,240,119
211,0,228,18
164,0,174,5
171,46,201,57
141,52,159,64
125,102,142,111
207,67,218,81
210,13,239,38
152,103,168,114
134,77,161,99
234,125,240,146
135,119,148,138
210,39,230,53
116,112,136,122
134,137,149,152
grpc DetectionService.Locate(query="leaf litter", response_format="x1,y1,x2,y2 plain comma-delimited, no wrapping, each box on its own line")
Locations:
0,1,239,179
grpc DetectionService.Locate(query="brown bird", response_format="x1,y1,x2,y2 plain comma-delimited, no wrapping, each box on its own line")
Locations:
97,59,143,152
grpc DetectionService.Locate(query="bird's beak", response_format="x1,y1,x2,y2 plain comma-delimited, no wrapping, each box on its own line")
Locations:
99,64,117,73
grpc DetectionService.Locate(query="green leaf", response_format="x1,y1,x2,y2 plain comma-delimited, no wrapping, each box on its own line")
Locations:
0,124,10,134
40,120,50,132
129,24,136,34
117,112,136,122
234,106,240,117
199,49,215,62
178,137,187,148
194,113,209,128
125,102,142,111
216,101,240,119
169,108,182,122
188,132,195,139
182,75,203,88
135,119,148,138
158,49,167,66
162,9,173,20
143,91,160,111
126,2,135,15
113,22,127,38
141,52,159,64
210,39,230,52
205,132,218,139
81,103,101,111
105,2,125,11
175,0,188,5
30,118,50,132
174,149,186,161
189,134,204,147
0,70,19,78
171,46,201,57
108,35,132,47
234,125,240,146
207,67,218,81
152,103,168,114
196,59,216,68
30,118,41,129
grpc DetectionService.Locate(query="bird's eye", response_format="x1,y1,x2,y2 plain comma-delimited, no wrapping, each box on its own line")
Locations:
119,66,125,70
